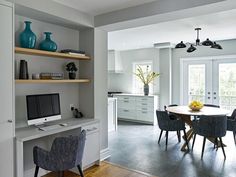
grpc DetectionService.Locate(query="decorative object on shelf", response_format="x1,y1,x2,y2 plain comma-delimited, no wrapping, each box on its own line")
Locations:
61,49,86,56
189,100,204,111
39,32,57,52
66,62,78,79
20,21,36,49
40,73,64,80
19,60,29,79
134,65,160,96
32,73,40,80
71,107,83,118
175,28,223,53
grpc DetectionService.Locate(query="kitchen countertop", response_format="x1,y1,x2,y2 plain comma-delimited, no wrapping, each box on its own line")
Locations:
112,93,159,97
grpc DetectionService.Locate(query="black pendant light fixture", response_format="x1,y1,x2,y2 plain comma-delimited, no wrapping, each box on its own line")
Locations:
175,28,223,53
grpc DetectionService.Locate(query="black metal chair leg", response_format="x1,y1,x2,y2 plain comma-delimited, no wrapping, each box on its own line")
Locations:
165,131,168,151
158,130,163,144
233,132,236,145
192,133,196,150
177,131,181,143
34,166,39,177
58,171,64,177
183,129,189,151
219,137,226,159
77,164,84,177
201,137,206,159
213,138,217,149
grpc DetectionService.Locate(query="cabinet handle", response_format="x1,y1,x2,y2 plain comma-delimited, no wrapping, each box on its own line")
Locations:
123,110,129,112
7,120,13,123
142,103,147,105
86,127,97,132
142,108,148,110
124,101,129,103
142,111,147,114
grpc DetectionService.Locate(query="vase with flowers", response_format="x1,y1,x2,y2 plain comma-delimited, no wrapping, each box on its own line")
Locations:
66,62,78,79
134,65,160,95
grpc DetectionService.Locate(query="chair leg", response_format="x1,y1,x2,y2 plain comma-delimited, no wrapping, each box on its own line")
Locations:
192,133,196,150
158,130,163,144
77,165,84,177
183,129,189,151
213,138,217,149
34,166,39,177
165,131,168,151
219,137,226,159
201,137,206,159
177,131,181,143
233,132,236,145
57,171,64,177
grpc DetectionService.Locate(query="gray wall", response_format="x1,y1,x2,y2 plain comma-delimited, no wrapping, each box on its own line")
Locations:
108,48,160,94
171,39,236,104
15,15,80,124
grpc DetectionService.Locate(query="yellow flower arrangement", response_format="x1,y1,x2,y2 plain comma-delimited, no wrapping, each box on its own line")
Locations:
189,100,204,111
134,65,160,84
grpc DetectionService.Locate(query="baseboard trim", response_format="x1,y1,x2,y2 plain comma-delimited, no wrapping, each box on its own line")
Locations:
100,148,111,161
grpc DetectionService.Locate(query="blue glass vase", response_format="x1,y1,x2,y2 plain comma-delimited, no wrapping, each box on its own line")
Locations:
39,32,57,52
20,21,36,49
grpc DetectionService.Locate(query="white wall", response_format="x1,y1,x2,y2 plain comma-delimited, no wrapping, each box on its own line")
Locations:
108,48,160,94
15,15,80,124
171,39,236,104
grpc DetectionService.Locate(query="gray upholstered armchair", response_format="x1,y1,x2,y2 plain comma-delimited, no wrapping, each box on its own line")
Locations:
33,130,86,177
156,110,189,151
192,115,227,159
227,109,236,144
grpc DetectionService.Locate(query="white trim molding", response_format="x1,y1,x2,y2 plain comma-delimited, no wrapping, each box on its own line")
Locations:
100,148,111,161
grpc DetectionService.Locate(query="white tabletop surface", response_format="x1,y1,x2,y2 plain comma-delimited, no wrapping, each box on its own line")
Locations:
166,106,230,116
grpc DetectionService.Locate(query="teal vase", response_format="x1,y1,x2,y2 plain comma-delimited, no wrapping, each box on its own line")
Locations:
39,32,57,52
20,21,36,49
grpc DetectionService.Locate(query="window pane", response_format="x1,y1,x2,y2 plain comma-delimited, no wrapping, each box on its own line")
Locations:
188,64,205,103
219,63,236,112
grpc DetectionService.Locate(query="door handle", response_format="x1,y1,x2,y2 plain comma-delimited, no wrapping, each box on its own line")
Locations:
208,97,211,99
7,120,13,123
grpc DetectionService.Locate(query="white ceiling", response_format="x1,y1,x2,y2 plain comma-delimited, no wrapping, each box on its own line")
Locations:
53,0,157,16
108,9,236,50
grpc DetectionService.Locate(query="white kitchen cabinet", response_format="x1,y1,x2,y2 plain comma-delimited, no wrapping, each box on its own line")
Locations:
108,50,123,73
82,123,100,168
108,98,117,132
114,95,158,125
0,1,14,177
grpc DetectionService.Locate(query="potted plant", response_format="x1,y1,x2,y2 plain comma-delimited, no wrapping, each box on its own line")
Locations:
134,65,160,95
66,62,78,79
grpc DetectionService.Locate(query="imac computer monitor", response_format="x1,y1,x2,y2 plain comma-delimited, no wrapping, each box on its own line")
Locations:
26,93,61,125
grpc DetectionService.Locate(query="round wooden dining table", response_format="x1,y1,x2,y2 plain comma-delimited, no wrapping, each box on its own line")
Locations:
166,106,230,151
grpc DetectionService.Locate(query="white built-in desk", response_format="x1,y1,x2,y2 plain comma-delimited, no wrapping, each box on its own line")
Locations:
15,118,100,177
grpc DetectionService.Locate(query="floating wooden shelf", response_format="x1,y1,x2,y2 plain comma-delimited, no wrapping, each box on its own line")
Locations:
15,47,90,60
15,79,90,84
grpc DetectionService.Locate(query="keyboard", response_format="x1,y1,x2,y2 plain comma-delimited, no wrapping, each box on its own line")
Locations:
39,124,62,131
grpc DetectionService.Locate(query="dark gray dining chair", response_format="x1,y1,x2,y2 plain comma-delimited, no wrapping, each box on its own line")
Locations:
203,104,220,108
33,130,86,177
227,109,236,144
156,110,189,151
192,115,227,159
164,104,181,141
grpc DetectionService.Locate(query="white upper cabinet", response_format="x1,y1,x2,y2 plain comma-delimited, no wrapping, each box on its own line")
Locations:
108,50,123,73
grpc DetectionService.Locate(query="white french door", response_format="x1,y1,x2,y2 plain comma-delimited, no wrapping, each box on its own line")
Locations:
182,58,236,112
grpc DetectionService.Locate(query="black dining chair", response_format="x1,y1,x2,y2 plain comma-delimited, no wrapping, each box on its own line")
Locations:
192,115,227,159
203,104,220,108
227,109,236,144
156,110,189,151
164,104,181,141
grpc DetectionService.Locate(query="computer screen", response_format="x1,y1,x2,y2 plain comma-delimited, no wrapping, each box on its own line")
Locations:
26,93,61,125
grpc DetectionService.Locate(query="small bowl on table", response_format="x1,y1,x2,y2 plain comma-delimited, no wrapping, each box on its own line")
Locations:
189,101,203,111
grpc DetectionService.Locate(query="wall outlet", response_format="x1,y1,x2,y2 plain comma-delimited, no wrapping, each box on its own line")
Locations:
70,104,74,110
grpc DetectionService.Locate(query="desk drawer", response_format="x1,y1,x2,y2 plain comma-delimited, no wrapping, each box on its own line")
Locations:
82,123,99,135
136,97,154,103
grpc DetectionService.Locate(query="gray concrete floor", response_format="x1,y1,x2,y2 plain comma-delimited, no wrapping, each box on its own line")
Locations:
106,121,236,177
